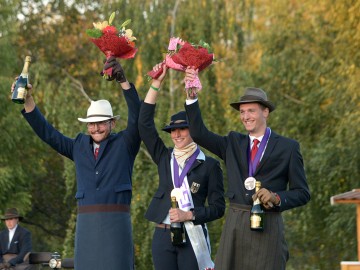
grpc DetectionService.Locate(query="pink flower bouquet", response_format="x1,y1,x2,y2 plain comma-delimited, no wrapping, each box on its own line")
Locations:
147,37,215,90
86,12,137,77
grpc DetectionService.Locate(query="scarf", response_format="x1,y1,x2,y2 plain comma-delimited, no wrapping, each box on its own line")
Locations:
173,142,198,168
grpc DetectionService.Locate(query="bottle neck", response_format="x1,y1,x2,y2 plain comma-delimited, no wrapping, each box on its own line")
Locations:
171,200,178,209
254,183,261,205
21,61,30,75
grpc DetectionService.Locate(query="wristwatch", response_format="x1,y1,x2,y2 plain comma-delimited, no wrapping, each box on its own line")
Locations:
273,192,281,206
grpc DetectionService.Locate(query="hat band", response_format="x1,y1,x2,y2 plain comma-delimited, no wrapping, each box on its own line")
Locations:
86,114,113,118
240,95,267,102
170,120,187,125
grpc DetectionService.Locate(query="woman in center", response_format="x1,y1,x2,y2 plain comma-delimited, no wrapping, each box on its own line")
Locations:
138,63,225,270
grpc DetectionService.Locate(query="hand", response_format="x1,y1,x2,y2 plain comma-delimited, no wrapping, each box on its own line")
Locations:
150,62,167,88
11,77,33,98
252,188,280,209
169,208,192,223
153,62,167,83
184,66,198,81
101,56,127,83
184,66,199,99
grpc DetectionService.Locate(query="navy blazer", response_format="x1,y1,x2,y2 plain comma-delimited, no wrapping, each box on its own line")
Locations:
139,102,225,225
0,225,32,265
185,100,310,212
22,85,141,206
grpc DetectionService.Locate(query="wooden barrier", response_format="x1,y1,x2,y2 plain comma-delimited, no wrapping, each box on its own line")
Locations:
331,189,360,269
341,261,360,270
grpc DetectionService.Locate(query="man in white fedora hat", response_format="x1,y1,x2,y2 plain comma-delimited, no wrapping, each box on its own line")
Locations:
12,57,141,270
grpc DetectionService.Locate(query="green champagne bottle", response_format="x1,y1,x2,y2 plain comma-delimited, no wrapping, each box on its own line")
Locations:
170,196,186,246
12,56,31,104
250,181,265,231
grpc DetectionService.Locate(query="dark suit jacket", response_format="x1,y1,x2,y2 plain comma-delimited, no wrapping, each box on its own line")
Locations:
185,100,310,212
0,225,32,266
139,102,225,225
22,85,141,206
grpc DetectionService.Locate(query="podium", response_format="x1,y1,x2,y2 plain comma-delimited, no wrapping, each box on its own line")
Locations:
331,189,360,270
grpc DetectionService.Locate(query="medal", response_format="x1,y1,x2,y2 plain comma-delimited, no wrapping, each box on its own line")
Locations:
244,177,256,190
171,188,182,202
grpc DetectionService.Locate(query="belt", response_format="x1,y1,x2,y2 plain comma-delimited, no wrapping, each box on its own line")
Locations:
229,203,252,211
78,204,130,213
229,203,280,213
156,223,171,229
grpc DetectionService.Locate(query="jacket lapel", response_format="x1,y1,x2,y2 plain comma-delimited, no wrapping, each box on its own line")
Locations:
255,131,278,174
239,136,250,177
6,230,11,250
94,135,111,164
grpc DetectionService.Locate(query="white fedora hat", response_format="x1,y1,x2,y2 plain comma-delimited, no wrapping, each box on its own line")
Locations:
78,100,120,123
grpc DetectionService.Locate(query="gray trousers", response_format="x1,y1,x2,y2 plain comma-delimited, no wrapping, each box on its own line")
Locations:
215,203,289,270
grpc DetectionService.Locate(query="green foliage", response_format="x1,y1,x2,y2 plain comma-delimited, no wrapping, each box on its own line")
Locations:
85,28,103,38
0,0,359,269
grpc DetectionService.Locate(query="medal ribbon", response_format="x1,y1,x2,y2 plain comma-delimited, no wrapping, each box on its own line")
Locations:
248,127,271,176
173,147,200,188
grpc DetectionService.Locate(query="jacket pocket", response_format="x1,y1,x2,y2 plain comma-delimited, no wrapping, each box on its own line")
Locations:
75,191,85,199
114,183,132,192
153,189,165,199
226,191,235,199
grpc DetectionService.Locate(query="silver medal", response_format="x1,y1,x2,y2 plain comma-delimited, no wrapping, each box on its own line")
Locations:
244,177,256,190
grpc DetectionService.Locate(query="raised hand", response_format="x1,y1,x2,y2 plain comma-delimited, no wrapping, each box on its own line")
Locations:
101,56,127,83
184,66,199,99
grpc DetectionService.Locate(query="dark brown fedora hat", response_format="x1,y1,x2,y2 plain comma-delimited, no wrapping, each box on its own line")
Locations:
230,87,276,112
1,208,23,221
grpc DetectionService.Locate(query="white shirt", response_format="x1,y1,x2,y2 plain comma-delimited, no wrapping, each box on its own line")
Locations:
249,129,271,161
8,224,18,248
93,142,100,154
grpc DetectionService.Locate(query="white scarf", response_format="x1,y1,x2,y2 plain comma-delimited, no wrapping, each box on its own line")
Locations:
173,142,197,168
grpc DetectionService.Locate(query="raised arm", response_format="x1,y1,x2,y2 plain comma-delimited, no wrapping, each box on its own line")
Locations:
143,62,167,104
103,56,141,155
138,63,168,163
183,67,228,160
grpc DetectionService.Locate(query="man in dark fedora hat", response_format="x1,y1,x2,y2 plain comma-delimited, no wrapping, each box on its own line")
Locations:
183,69,310,270
138,63,225,270
0,208,34,270
11,58,141,270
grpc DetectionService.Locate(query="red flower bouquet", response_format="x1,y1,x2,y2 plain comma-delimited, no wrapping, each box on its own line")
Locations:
147,37,215,90
86,12,137,77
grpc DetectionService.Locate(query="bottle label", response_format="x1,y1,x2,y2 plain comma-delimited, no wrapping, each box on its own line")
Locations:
250,214,262,228
16,87,27,99
253,198,261,205
171,230,186,246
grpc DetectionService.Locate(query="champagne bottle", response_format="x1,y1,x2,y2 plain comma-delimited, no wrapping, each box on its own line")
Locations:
12,56,31,104
250,181,264,231
170,196,186,246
